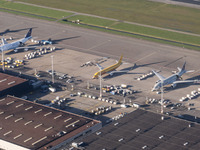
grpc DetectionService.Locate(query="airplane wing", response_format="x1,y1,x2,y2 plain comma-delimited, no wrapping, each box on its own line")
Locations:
173,80,200,84
15,45,39,50
15,45,39,49
14,45,39,52
152,70,165,80
96,63,104,70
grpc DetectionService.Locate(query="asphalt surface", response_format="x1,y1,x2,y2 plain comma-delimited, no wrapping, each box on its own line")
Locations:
1,11,200,83
1,11,200,118
149,0,200,9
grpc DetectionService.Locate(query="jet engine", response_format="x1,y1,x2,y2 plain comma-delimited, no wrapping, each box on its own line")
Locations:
171,83,177,88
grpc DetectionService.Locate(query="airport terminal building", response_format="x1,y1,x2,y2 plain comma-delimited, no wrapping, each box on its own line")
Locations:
0,95,102,150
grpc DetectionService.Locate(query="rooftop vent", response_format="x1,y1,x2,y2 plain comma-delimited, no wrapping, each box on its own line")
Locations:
44,112,52,117
32,136,47,146
34,123,43,129
54,114,62,119
159,135,164,139
25,106,33,111
114,123,119,126
4,130,12,136
0,79,7,83
65,120,80,128
34,109,42,114
15,117,23,122
0,98,5,102
142,145,147,149
24,137,33,143
7,101,15,105
24,120,33,125
16,103,24,108
64,118,72,122
118,138,124,142
13,134,23,140
5,114,14,119
96,132,101,135
183,142,189,146
44,126,53,132
8,81,15,85
136,128,140,132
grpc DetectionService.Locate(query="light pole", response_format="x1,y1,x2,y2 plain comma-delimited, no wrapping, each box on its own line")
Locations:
99,69,102,98
1,48,5,72
161,80,164,114
51,55,54,83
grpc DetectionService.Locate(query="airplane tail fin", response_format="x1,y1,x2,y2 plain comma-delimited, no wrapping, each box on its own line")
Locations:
25,28,32,38
181,61,186,71
1,38,8,45
177,61,194,76
118,54,123,64
177,62,186,73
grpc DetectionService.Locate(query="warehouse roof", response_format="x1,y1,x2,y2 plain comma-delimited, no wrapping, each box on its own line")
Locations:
74,109,200,150
0,72,27,92
0,95,101,150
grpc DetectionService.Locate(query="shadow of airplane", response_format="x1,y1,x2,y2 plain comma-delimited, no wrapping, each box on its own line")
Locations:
0,27,37,36
103,64,143,80
50,36,81,44
103,61,166,80
134,60,166,69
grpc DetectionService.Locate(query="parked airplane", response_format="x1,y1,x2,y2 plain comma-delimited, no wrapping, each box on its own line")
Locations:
152,62,196,91
92,55,130,79
0,28,34,53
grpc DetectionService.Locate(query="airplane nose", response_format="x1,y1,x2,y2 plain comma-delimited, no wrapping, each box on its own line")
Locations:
151,87,156,91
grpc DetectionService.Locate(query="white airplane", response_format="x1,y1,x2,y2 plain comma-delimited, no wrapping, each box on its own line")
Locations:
152,62,198,91
0,28,35,53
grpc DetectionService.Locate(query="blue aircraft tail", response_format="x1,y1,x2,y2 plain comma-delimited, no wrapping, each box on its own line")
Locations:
177,61,194,76
25,28,32,38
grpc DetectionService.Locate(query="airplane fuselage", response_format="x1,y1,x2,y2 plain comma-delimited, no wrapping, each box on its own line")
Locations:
163,74,178,85
152,74,178,91
93,61,122,79
0,37,31,52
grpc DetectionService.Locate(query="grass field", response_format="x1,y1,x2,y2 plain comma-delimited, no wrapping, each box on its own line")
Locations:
0,0,73,19
66,15,200,47
0,0,200,50
16,0,200,34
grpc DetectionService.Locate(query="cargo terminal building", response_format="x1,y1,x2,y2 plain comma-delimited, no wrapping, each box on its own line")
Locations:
0,95,102,150
0,72,30,97
72,109,200,150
